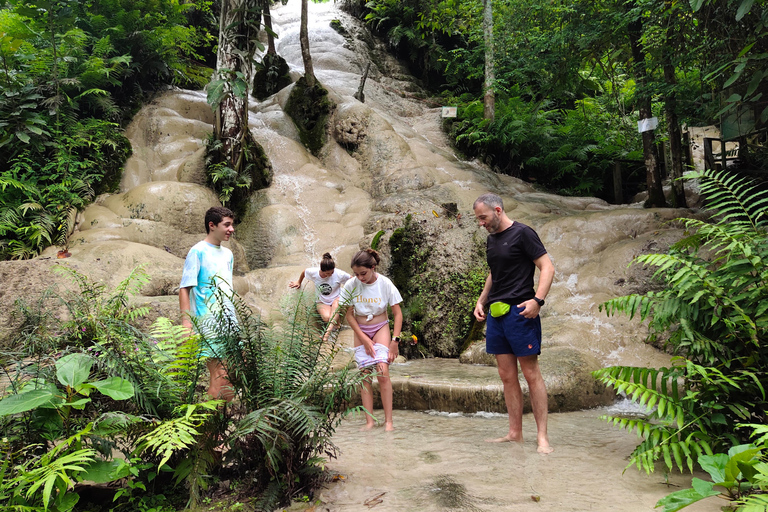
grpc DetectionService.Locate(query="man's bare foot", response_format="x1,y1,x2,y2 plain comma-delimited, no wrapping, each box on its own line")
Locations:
485,434,523,443
360,423,376,431
385,422,395,432
537,435,554,454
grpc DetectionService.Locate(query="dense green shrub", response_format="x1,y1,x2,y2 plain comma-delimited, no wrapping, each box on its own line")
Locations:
594,168,768,474
177,287,365,509
0,0,214,260
0,121,132,259
656,424,768,512
445,90,641,196
0,267,367,509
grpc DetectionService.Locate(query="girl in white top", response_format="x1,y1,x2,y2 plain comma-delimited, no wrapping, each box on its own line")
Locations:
289,252,351,341
340,248,403,431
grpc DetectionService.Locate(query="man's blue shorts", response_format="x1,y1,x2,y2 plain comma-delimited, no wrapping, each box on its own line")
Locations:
486,304,542,356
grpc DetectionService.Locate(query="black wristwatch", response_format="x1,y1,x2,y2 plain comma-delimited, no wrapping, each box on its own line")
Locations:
533,297,545,307
392,336,401,343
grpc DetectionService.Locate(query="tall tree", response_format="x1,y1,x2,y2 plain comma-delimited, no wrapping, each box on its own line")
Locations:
262,0,276,55
482,0,495,121
664,60,687,208
212,0,260,170
300,0,315,87
627,4,666,207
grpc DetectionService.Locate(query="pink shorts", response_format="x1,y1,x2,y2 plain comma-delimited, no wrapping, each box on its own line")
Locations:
358,320,389,339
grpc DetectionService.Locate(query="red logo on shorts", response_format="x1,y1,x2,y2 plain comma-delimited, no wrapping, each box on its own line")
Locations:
528,344,533,349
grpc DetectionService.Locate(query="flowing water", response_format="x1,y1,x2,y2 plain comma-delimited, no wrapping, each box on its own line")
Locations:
23,2,722,509
318,409,720,512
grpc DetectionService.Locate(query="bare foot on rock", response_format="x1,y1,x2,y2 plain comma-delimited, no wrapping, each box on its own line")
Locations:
537,435,554,454
360,422,376,431
485,434,523,443
385,421,395,432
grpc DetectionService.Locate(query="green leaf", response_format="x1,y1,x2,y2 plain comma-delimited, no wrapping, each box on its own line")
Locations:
91,377,134,400
690,477,716,497
737,460,760,483
56,353,93,388
699,453,728,483
0,389,57,416
736,0,754,21
206,78,227,109
15,131,30,143
231,77,247,99
68,398,92,410
689,0,706,11
655,484,716,512
80,460,131,484
58,491,79,512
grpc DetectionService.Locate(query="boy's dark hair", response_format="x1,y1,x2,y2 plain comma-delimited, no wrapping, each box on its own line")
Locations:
205,206,235,233
320,252,336,272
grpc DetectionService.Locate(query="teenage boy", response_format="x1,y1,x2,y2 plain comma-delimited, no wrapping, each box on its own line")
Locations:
179,206,236,401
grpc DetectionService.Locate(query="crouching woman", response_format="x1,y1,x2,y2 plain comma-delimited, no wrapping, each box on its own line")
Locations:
341,249,403,431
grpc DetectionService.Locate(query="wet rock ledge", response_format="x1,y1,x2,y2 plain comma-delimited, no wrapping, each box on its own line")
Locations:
350,347,614,414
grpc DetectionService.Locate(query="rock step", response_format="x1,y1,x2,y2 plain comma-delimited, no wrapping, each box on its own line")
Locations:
335,343,614,413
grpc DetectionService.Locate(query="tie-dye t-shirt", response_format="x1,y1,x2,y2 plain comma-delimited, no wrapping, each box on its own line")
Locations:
180,241,235,343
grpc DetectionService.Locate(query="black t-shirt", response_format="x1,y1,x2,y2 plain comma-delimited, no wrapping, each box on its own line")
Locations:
485,222,547,305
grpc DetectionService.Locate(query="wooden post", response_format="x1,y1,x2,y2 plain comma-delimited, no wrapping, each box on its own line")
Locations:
720,139,727,171
353,62,371,103
703,138,714,170
682,130,692,170
613,161,623,204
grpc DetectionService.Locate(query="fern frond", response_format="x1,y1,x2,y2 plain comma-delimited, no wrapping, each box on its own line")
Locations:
135,401,222,469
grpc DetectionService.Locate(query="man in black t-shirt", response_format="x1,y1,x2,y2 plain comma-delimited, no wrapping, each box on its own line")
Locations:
473,193,555,453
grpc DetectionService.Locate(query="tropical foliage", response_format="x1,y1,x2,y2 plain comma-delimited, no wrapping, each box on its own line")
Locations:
0,267,364,510
0,0,215,260
346,0,767,197
594,168,768,476
179,286,366,510
656,424,768,512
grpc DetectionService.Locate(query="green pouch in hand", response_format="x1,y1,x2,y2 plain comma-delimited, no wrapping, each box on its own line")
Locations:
489,302,511,318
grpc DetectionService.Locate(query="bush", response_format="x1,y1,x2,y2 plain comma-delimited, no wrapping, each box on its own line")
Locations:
594,168,768,474
1,267,368,510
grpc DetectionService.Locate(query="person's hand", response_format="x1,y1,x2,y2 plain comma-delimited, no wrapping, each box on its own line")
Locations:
388,342,399,363
364,338,376,358
288,281,300,289
516,299,541,319
473,302,486,322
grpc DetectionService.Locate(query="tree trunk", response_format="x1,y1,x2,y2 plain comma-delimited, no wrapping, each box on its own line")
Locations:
482,0,495,121
263,0,276,55
300,0,315,87
664,62,687,208
627,12,666,208
215,0,248,171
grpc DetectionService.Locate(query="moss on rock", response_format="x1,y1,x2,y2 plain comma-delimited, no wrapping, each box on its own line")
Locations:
386,212,488,358
252,53,292,101
284,76,334,155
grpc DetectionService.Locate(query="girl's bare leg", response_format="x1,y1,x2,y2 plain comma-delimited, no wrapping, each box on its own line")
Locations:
360,375,376,429
316,303,332,340
318,300,342,341
372,327,394,430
